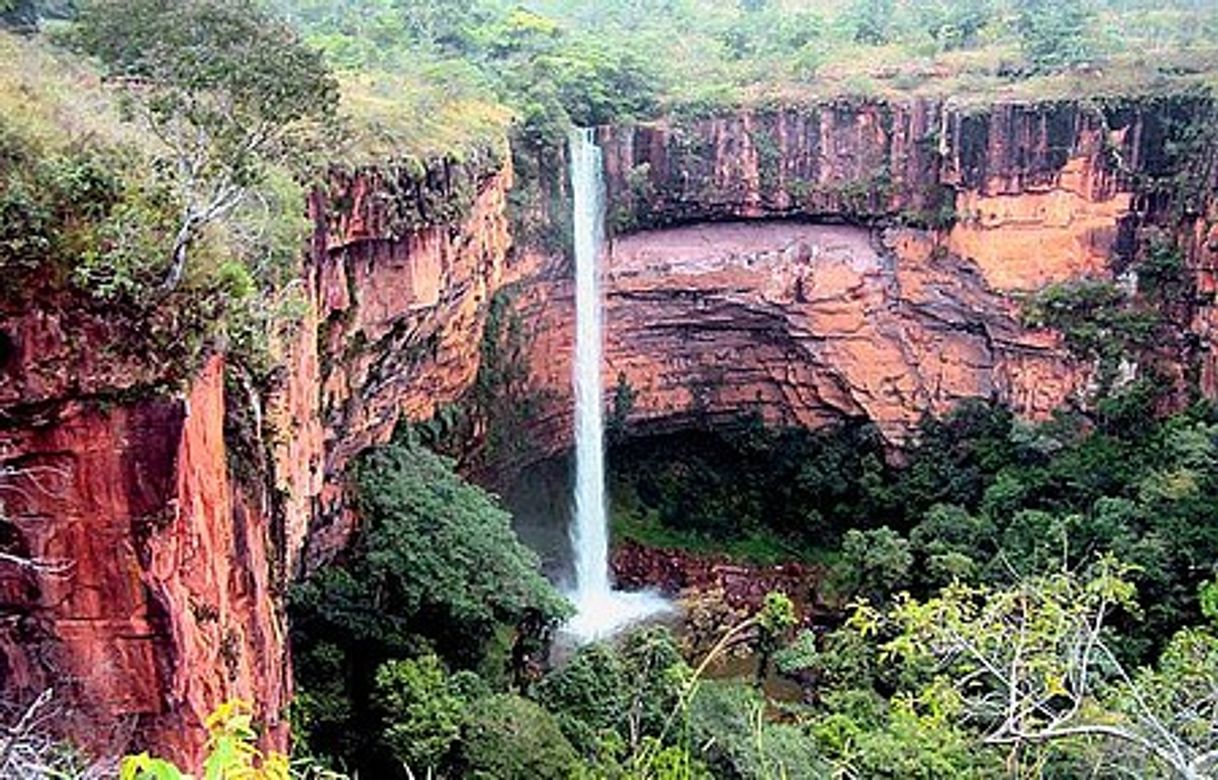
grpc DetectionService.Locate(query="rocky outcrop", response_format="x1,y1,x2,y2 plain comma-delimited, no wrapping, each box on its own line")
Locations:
0,150,522,765
506,97,1215,453
0,355,288,763
612,541,819,614
302,150,521,570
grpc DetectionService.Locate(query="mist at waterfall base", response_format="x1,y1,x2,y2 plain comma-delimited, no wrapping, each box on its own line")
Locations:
560,128,670,642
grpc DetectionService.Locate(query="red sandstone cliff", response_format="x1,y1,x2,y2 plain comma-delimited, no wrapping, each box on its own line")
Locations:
518,99,1214,454
0,151,522,764
0,354,288,762
517,221,1079,453
0,94,1214,765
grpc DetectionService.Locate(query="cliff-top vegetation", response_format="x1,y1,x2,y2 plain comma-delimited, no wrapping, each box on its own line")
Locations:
261,0,1218,150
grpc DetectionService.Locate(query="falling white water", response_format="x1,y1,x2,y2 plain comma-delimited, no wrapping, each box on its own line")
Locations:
564,128,669,642
569,126,611,599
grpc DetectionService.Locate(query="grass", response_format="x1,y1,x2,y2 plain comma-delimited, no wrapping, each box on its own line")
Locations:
0,31,151,154
650,6,1218,114
337,69,511,166
671,41,1218,115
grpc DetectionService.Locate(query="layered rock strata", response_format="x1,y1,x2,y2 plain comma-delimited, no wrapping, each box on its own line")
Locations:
518,221,1078,452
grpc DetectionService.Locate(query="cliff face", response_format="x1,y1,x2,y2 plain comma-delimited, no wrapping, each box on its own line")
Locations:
302,153,518,570
0,354,288,762
0,94,1213,765
0,152,519,764
518,221,1078,452
597,101,1167,289
518,98,1214,454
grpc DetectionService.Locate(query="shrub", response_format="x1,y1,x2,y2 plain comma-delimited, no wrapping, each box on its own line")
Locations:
457,694,580,780
688,682,829,780
373,655,469,773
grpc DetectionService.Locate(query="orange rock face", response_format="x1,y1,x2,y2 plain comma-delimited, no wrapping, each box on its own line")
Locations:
301,156,518,569
948,171,1131,292
0,356,288,765
518,221,1080,453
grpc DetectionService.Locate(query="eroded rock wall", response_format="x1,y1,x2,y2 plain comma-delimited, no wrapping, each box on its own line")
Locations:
0,151,522,764
302,152,520,570
517,221,1078,452
0,355,288,764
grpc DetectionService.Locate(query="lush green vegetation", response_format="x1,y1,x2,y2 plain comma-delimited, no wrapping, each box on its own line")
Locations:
258,0,1218,158
283,350,1218,778
288,433,569,775
607,387,1218,659
608,423,889,566
0,2,331,388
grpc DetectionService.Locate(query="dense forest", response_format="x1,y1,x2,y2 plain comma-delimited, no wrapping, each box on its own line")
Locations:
2,0,1218,779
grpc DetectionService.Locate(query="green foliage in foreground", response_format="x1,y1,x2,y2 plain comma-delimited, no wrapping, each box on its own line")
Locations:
121,700,342,780
283,406,1218,778
612,390,1218,664
850,563,1218,778
289,434,569,775
457,694,580,780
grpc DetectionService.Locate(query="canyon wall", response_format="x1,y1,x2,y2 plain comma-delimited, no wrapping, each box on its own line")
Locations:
0,94,1214,764
0,347,289,762
518,97,1216,453
302,149,521,570
518,220,1078,452
0,150,522,764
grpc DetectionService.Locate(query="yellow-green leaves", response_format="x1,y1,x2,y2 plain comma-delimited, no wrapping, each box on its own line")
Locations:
120,699,293,780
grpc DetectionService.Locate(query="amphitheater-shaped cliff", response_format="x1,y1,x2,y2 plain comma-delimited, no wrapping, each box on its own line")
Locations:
1,94,1216,764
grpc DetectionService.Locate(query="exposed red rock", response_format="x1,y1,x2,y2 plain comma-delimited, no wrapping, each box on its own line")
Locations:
0,356,288,765
301,155,520,570
612,540,819,615
518,220,1082,454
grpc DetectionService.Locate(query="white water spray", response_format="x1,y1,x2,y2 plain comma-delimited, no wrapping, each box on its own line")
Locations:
564,128,669,642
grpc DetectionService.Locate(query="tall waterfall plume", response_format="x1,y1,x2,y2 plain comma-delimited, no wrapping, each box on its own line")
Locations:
564,128,669,642
569,126,611,601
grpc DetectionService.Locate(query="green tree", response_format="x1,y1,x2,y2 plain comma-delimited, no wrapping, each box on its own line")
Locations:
842,0,894,45
457,694,580,780
537,626,687,758
289,435,570,773
835,527,913,603
909,504,993,588
914,0,992,50
373,655,470,773
1014,0,1095,70
688,682,829,780
295,436,570,662
71,0,338,291
868,558,1218,778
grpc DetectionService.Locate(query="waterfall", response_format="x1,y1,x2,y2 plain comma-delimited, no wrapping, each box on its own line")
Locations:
564,128,669,642
570,127,611,601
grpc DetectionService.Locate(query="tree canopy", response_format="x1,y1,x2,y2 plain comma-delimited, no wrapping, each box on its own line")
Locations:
70,0,338,291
